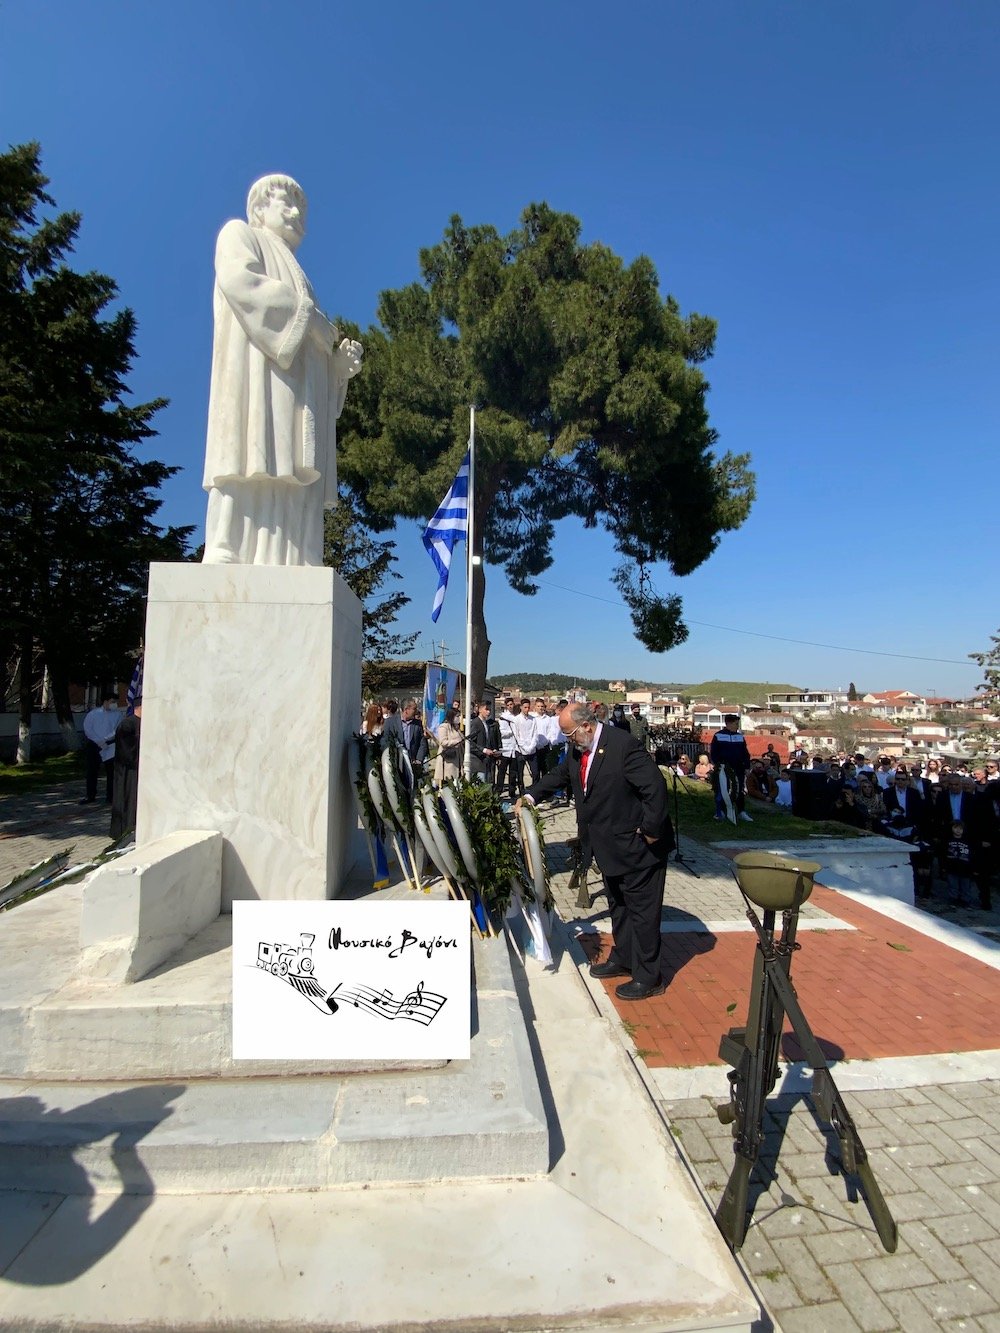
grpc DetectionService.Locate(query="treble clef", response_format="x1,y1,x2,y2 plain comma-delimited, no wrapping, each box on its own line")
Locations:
403,980,424,1014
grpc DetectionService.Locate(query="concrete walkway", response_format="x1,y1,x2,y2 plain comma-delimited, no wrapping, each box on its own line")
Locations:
534,798,1000,1330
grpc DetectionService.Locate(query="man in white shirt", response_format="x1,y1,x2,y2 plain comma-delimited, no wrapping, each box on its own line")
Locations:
495,698,521,800
512,698,540,788
81,693,122,804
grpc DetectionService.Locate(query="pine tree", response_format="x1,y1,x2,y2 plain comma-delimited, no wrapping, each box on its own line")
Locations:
0,143,191,759
337,204,755,700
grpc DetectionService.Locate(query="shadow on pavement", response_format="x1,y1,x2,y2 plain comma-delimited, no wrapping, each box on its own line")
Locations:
0,1083,185,1284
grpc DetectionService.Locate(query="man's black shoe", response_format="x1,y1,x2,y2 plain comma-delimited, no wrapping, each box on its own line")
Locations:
615,979,666,1001
78,797,96,805
589,960,631,979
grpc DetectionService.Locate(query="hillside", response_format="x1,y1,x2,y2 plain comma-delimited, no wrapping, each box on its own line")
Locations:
494,674,802,707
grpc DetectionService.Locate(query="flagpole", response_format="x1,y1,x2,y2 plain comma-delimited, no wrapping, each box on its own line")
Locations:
463,406,476,778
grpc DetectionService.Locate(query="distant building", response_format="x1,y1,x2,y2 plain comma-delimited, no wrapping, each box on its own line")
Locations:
766,689,849,714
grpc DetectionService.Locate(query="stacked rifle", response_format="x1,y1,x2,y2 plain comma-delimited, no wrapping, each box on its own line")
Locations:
714,852,898,1255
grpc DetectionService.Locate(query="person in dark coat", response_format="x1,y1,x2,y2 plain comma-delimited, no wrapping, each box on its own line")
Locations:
110,703,141,841
518,702,675,1000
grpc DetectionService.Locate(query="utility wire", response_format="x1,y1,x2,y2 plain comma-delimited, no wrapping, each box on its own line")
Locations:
534,579,978,669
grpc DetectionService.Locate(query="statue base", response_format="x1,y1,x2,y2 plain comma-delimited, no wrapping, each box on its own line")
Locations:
135,563,363,908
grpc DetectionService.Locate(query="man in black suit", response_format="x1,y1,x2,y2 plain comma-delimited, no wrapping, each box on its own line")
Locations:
517,701,675,1000
466,701,500,782
399,698,429,777
880,769,927,841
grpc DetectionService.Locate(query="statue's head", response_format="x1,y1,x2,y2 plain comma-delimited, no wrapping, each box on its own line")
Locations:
246,174,307,250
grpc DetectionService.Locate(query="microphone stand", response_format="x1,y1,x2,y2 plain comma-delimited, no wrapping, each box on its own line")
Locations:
667,762,701,879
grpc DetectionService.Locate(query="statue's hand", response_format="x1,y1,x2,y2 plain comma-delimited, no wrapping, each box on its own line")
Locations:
338,337,364,378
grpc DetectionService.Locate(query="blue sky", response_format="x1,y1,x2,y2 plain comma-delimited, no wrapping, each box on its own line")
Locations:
3,1,998,697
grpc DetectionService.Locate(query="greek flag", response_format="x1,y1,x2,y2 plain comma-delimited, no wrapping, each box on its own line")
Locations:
422,449,469,622
125,657,144,716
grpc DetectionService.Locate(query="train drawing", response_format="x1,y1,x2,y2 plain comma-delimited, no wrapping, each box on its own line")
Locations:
257,933,316,978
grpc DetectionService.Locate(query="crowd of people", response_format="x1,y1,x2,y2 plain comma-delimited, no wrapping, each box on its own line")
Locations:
359,694,658,807
360,696,999,912
702,724,998,911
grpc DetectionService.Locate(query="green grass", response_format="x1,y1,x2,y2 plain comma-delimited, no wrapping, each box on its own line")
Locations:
664,773,862,843
0,751,85,796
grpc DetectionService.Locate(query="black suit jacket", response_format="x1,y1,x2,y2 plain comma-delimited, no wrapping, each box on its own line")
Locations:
467,716,490,764
882,785,926,835
526,723,674,877
932,789,981,841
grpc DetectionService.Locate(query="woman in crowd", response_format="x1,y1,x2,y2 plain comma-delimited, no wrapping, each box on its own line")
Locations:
833,786,868,829
432,706,465,786
855,774,886,832
694,753,713,781
361,702,383,737
609,703,631,731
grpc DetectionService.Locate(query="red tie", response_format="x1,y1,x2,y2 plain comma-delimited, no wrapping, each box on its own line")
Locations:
579,750,590,788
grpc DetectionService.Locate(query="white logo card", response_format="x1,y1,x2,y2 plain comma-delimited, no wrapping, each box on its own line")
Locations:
232,900,471,1061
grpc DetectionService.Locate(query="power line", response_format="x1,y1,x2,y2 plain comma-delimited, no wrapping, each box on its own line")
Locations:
534,579,979,669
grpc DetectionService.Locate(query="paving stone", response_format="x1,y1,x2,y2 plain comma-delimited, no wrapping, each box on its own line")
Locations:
880,1286,959,1333
883,1140,952,1170
805,1228,882,1266
925,1211,1000,1247
935,1161,999,1190
916,1121,976,1162
962,1184,1000,1231
777,1305,863,1331
755,1199,832,1239
858,1250,938,1293
920,1086,982,1120
741,1229,782,1272
952,1243,1000,1305
823,1261,897,1332
769,1234,837,1304
915,1278,1000,1321
751,1267,811,1313
886,1188,958,1223
963,1137,1000,1177
902,1219,970,1282
941,1080,997,1101
669,1116,718,1164
950,1116,998,1141
839,1087,912,1110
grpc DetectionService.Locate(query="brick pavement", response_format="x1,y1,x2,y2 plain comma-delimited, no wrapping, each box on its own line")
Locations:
531,798,1000,1331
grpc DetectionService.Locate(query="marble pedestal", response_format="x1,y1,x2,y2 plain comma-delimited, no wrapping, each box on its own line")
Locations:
136,564,362,908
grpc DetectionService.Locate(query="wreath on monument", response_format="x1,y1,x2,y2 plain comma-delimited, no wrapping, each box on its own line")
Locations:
519,802,555,912
353,734,385,839
381,738,416,841
450,778,523,918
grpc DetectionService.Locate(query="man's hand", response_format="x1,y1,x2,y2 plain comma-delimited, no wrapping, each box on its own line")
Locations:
641,831,659,845
513,799,524,816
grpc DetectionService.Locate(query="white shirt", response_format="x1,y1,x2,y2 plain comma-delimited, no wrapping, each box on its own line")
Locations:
538,712,562,746
497,710,519,758
511,712,538,754
84,705,121,761
775,778,793,807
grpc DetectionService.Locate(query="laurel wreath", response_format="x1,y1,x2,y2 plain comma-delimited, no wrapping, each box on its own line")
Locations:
452,777,522,917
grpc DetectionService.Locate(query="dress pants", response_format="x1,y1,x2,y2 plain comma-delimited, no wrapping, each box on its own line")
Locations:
84,741,102,801
602,858,666,988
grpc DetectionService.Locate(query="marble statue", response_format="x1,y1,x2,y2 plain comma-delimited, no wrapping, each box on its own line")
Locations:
202,175,363,566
